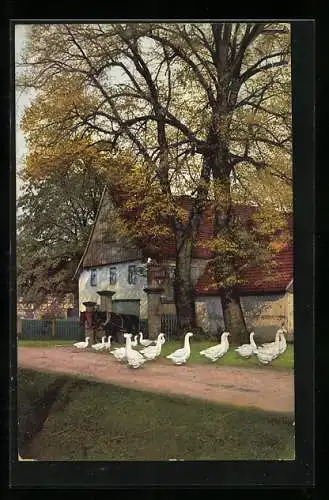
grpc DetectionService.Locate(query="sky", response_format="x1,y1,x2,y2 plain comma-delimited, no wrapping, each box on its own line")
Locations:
15,24,34,200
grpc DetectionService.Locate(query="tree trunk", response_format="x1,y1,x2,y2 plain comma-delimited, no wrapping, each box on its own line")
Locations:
221,288,248,344
211,155,248,344
171,155,211,337
173,236,197,336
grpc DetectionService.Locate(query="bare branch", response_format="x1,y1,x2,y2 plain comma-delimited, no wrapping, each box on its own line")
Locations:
231,23,267,78
149,31,216,108
241,57,289,82
230,153,266,170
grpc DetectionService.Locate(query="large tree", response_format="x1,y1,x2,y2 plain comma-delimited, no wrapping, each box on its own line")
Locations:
18,22,292,339
145,23,292,341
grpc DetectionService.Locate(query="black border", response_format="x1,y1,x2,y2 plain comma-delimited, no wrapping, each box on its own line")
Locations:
8,19,315,489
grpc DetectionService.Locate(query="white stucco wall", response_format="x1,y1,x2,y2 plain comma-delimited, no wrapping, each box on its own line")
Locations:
78,260,148,318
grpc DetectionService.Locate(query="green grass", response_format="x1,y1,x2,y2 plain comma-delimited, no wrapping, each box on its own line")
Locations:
18,338,294,370
18,368,295,461
18,339,77,347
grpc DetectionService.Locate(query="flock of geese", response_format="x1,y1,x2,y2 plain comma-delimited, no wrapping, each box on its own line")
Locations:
73,331,166,369
201,327,287,364
73,326,287,369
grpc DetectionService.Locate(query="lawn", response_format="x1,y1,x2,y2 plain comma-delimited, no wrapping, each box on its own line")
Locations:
18,338,294,370
18,368,295,461
18,339,76,347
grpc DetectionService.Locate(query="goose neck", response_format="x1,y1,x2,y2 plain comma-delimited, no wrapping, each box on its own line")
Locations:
125,336,132,353
221,335,228,347
184,335,191,352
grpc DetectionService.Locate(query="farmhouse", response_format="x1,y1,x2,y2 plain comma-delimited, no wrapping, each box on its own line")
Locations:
74,188,293,341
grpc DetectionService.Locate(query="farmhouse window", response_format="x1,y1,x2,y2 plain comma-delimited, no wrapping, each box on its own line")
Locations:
128,265,137,284
109,267,117,285
90,268,97,286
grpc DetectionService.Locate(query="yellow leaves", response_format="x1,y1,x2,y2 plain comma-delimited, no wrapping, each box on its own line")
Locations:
206,235,239,255
268,240,286,251
22,137,110,182
231,160,292,211
251,205,288,236
21,73,101,155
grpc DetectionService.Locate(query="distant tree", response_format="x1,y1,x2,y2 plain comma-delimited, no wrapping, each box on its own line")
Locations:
17,143,106,307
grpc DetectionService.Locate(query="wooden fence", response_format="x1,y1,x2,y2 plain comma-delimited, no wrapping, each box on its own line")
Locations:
18,319,85,341
161,314,177,340
18,317,177,341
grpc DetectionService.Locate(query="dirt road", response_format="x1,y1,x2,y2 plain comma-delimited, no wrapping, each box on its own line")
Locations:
18,347,294,414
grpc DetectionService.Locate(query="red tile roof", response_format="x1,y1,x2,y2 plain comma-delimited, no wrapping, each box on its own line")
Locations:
194,243,293,295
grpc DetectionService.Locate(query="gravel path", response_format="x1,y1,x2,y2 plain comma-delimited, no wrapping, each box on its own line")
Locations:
18,347,294,414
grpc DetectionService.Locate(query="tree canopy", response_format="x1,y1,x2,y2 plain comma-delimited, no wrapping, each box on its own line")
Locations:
17,145,106,306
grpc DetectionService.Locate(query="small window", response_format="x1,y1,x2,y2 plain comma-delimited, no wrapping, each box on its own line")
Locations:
90,268,97,287
128,264,137,284
109,267,117,285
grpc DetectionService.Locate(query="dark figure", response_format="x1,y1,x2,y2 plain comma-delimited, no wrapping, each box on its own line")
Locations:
100,312,140,344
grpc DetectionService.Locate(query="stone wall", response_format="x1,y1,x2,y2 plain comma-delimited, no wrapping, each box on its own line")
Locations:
240,293,293,342
194,293,294,342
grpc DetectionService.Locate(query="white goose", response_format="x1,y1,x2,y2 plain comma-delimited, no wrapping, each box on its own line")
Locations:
254,349,278,365
92,335,107,351
104,335,112,351
131,335,139,347
261,327,287,352
110,333,130,361
254,330,281,364
278,330,287,354
140,333,166,360
126,334,147,369
200,332,230,362
139,331,154,347
73,337,90,349
166,332,193,365
235,332,257,358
